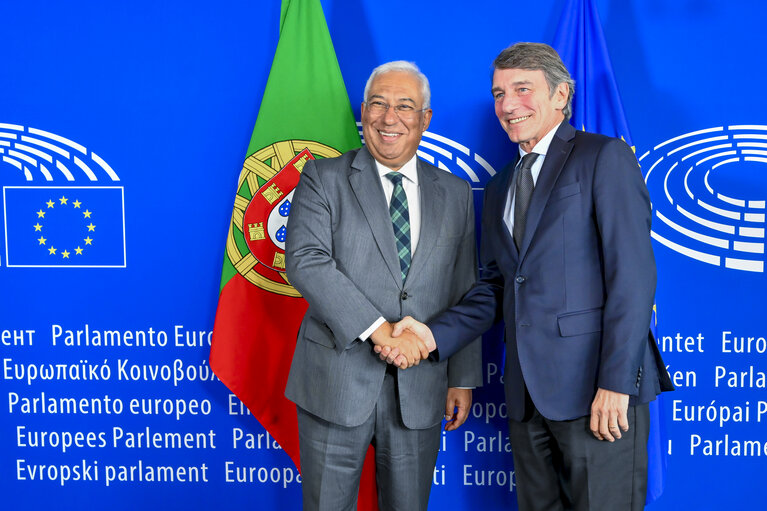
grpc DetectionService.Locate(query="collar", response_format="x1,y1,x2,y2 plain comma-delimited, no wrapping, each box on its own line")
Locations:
374,154,419,185
518,121,564,159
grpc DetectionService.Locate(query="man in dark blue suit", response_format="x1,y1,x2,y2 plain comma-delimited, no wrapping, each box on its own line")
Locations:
380,43,673,510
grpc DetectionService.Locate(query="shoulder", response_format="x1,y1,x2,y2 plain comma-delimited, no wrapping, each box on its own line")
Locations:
418,157,472,194
483,160,513,192
309,147,361,172
300,148,363,189
573,130,633,155
567,131,637,172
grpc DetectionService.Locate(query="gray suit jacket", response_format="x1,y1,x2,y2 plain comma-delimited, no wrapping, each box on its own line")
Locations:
285,146,482,429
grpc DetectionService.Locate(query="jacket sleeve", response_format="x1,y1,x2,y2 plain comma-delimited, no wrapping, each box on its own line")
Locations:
285,159,383,353
592,138,657,395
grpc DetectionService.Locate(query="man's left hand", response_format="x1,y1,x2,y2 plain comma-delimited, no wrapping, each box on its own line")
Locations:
589,388,629,442
444,388,472,431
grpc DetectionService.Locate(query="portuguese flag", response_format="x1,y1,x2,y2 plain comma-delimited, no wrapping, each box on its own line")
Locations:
209,0,373,506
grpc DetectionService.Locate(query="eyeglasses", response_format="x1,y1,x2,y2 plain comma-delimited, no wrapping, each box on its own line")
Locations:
365,100,427,120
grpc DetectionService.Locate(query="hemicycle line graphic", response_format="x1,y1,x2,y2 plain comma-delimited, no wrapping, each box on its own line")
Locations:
641,125,767,273
357,122,497,189
0,122,120,182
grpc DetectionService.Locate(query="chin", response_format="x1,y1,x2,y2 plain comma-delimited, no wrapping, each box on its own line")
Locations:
506,129,529,144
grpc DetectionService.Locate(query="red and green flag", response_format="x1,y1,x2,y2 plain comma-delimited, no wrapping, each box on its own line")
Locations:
209,0,375,507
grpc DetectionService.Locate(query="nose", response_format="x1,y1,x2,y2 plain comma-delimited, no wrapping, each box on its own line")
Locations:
382,105,400,124
501,94,518,113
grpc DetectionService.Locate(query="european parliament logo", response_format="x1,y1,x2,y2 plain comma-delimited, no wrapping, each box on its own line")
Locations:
641,125,767,273
1,123,125,268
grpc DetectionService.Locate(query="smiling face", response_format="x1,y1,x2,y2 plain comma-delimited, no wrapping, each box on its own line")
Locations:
361,70,432,170
491,67,568,153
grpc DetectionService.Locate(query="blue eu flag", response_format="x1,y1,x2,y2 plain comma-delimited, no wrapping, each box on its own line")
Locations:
553,0,667,505
3,186,126,267
554,0,633,144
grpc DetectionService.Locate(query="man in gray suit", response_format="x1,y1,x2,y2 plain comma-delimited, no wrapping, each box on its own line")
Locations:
284,61,482,511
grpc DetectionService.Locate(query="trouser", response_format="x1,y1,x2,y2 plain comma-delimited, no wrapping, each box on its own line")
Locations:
297,371,441,511
509,401,650,511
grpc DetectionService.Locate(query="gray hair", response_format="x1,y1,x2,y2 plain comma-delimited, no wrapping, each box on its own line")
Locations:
493,42,575,121
363,61,431,109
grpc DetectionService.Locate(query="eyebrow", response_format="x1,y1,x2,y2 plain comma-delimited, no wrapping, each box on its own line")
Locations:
491,80,535,93
369,93,416,104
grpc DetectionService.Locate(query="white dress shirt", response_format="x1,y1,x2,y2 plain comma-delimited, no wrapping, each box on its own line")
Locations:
503,122,562,233
359,154,421,341
360,155,475,388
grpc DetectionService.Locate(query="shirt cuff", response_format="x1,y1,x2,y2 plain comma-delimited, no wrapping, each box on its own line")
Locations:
359,316,386,342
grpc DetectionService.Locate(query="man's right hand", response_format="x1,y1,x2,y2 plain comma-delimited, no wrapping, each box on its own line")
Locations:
374,316,436,368
369,321,429,369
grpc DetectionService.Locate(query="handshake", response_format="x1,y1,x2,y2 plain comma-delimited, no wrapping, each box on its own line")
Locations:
370,316,435,370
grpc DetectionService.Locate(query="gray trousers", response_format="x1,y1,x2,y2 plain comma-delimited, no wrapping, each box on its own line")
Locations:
297,371,441,511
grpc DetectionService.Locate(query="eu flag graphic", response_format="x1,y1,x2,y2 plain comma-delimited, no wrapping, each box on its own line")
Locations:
3,186,126,267
553,0,633,145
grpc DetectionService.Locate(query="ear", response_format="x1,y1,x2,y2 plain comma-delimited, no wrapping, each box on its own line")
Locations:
360,101,367,116
554,82,569,110
422,108,433,131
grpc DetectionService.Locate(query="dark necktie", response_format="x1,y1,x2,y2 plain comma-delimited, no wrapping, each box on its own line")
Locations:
513,152,539,250
386,172,411,283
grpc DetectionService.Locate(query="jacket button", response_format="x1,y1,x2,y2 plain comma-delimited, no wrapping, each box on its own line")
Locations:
400,291,409,300
515,276,525,284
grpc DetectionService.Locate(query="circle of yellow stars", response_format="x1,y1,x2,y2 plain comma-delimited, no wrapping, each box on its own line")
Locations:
34,195,95,259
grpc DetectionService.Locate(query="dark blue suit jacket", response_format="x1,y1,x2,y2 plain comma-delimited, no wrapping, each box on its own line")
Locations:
430,122,673,422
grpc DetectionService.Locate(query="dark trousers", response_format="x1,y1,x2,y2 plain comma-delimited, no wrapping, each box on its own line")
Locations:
509,402,650,511
297,372,441,511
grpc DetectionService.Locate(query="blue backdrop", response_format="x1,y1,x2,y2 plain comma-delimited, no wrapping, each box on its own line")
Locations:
2,1,765,509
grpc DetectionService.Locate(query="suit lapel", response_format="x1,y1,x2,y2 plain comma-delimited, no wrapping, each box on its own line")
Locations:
348,148,402,285
518,122,575,259
407,160,445,283
493,161,520,263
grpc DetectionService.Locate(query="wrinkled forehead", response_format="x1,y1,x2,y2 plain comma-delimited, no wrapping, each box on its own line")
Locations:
492,67,546,83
